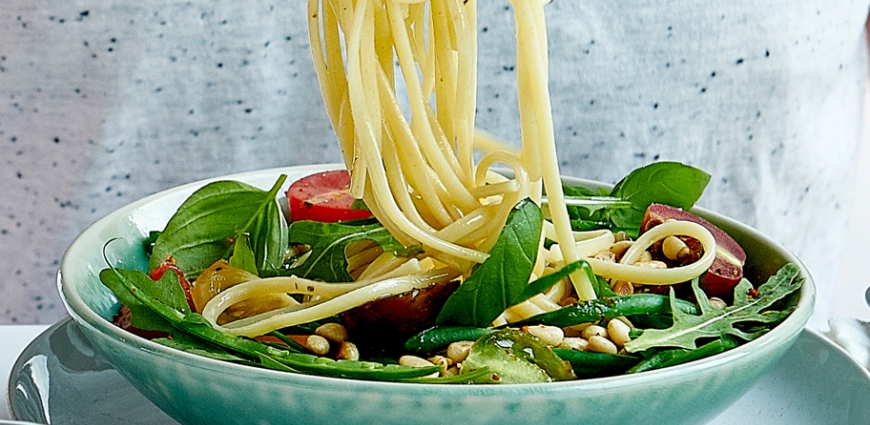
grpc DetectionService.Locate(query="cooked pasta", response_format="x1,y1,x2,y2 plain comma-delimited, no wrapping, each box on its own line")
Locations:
201,0,719,335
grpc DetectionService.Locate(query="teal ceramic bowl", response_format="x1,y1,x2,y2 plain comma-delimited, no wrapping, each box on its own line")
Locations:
58,164,815,425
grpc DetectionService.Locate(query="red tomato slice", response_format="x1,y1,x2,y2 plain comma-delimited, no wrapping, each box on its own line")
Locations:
286,170,373,223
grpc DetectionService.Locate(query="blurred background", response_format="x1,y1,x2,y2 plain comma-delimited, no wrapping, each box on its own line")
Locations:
1,0,868,329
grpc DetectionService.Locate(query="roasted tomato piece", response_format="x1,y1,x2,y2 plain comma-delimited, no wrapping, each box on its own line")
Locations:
341,279,459,355
286,170,373,223
641,204,747,300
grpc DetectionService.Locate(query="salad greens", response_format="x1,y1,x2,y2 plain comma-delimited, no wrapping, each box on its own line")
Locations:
149,177,289,278
625,263,802,352
98,161,804,384
436,199,543,327
278,219,407,282
558,161,710,235
100,265,444,381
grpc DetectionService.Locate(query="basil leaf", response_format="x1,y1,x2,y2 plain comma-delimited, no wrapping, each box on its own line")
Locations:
436,199,543,327
282,220,406,282
99,267,189,333
609,162,710,229
229,234,259,275
149,177,288,278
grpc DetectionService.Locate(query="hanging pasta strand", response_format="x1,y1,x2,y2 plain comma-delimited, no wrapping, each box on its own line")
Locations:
202,0,723,336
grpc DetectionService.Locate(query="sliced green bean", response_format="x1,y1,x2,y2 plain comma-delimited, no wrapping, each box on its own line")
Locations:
403,326,494,355
509,294,700,328
552,348,641,379
626,336,739,374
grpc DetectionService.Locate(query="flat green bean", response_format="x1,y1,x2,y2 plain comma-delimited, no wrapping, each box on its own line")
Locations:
404,326,494,355
626,336,738,374
509,294,700,328
552,348,641,379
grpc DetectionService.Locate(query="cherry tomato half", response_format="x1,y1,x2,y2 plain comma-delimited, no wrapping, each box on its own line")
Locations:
286,170,373,223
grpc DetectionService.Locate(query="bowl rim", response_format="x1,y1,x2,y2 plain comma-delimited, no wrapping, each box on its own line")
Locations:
58,163,816,393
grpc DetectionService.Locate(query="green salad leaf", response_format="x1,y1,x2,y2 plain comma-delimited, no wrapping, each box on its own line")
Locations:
99,265,444,382
557,161,710,233
608,161,711,229
280,220,408,282
624,263,802,352
148,176,288,278
436,199,543,327
100,267,189,333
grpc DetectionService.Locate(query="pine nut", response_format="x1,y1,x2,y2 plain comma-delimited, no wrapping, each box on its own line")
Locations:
315,323,348,343
446,341,474,363
639,250,653,262
559,296,579,307
634,260,668,269
336,341,359,361
709,297,728,310
611,280,634,296
607,319,632,348
522,325,564,346
398,355,438,378
609,240,634,260
429,355,453,370
581,324,607,339
304,335,331,356
399,355,435,367
587,335,618,354
559,337,589,351
662,236,691,261
593,250,617,262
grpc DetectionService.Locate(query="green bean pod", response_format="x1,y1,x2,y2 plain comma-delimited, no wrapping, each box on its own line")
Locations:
552,348,641,379
626,336,739,374
509,294,700,328
403,326,494,355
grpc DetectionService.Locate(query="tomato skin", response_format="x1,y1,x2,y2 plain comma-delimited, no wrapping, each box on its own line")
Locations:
286,170,373,223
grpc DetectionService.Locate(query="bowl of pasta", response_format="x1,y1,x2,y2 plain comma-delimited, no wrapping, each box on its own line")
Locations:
58,161,813,425
58,1,813,424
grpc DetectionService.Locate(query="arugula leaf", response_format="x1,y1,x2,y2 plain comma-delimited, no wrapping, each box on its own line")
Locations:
281,220,407,282
436,199,543,327
624,263,802,352
608,161,710,229
149,176,288,278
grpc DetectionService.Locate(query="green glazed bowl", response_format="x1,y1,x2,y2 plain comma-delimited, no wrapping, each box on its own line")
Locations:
58,164,815,425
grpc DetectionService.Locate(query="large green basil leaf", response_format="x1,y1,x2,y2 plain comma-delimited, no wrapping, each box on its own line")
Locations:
608,162,710,229
436,199,543,327
148,177,288,278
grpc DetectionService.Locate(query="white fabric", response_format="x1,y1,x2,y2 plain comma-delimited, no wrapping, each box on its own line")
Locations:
0,1,867,327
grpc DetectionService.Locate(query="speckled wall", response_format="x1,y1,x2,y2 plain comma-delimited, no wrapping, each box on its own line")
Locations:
1,1,868,328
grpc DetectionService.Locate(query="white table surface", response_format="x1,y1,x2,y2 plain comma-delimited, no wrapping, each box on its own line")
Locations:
1,324,50,420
